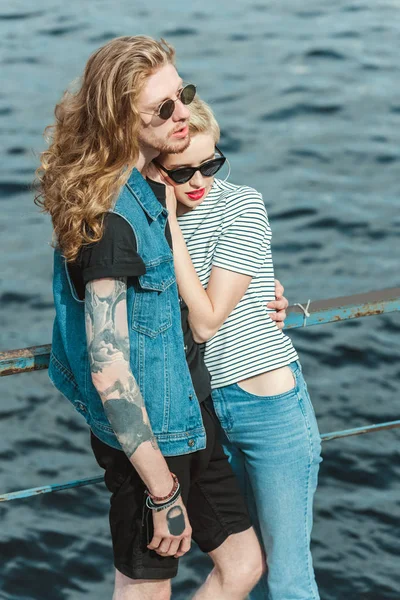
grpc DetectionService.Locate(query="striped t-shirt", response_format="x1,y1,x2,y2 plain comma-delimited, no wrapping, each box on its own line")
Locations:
177,178,298,389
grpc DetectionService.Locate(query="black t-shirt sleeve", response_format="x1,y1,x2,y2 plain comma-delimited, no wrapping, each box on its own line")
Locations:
79,213,146,285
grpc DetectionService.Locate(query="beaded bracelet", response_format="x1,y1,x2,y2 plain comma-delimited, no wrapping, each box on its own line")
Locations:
146,485,181,512
147,472,179,503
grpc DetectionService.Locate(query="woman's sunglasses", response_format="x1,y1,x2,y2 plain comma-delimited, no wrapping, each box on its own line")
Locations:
141,83,196,121
154,147,226,184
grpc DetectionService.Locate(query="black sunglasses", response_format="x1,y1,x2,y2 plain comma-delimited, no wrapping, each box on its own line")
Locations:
141,83,197,121
155,147,226,184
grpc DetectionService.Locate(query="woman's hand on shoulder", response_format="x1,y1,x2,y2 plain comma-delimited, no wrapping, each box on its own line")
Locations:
164,183,177,218
146,162,177,218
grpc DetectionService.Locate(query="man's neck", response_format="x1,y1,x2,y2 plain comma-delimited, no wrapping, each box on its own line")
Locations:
136,147,160,175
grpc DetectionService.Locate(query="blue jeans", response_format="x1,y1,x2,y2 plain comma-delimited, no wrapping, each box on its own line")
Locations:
211,361,322,600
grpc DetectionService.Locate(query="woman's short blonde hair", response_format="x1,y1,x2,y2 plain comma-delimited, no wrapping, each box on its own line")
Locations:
189,96,220,143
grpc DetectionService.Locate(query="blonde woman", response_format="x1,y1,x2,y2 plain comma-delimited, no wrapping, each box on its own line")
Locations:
153,97,322,600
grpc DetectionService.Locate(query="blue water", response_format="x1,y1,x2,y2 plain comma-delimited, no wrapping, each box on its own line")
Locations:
1,1,400,598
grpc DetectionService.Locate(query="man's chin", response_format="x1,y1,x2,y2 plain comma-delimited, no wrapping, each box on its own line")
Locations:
138,130,190,156
164,135,190,154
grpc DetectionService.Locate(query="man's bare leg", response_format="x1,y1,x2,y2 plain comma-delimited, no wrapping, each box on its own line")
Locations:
192,528,266,600
113,569,171,600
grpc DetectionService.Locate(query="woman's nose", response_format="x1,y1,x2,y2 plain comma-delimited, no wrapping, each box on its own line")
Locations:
190,170,204,187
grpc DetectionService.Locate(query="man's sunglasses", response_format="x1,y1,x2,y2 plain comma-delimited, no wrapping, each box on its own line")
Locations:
154,147,226,184
140,83,196,121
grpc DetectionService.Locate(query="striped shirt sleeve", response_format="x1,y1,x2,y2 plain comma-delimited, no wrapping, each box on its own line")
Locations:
212,188,271,277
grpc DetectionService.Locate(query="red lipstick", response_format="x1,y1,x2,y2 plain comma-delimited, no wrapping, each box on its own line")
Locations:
186,188,205,201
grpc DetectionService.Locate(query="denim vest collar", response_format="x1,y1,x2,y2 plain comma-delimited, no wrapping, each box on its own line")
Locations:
124,168,165,222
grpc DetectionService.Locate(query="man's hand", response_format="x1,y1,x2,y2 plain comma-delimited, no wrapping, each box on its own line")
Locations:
267,279,288,330
147,495,192,558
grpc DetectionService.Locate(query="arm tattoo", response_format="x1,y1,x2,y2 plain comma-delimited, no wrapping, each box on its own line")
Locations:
85,277,129,373
85,277,158,457
166,505,185,536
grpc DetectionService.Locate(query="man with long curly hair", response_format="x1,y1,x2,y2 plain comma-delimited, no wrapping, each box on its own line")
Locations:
35,36,283,599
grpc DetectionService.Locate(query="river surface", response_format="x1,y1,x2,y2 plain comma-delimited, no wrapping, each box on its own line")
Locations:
1,1,400,598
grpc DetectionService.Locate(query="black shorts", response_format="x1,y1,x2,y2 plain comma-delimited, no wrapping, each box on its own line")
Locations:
90,400,251,580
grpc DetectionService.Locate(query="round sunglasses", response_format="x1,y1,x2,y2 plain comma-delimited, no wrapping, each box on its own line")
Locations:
154,147,226,184
140,83,196,121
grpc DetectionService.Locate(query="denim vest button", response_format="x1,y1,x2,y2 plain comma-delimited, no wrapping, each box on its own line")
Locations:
184,344,188,352
189,394,193,400
188,439,195,447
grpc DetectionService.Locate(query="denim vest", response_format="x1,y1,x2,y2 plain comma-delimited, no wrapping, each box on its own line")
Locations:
49,168,206,456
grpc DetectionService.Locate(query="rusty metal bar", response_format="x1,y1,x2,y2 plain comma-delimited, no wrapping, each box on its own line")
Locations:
284,287,400,329
0,344,51,377
0,476,104,502
320,419,400,441
1,419,400,501
1,288,399,377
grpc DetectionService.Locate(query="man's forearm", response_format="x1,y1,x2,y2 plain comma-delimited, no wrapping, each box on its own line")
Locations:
85,277,173,496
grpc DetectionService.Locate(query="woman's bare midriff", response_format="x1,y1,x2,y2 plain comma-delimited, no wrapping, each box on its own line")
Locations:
237,365,295,397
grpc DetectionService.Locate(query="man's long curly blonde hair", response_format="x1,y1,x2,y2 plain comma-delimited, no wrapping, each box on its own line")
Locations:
35,36,175,262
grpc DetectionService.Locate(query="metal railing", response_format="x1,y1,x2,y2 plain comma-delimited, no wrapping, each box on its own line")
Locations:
1,287,399,502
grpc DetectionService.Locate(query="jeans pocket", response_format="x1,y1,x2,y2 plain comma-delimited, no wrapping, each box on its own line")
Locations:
296,387,322,466
108,471,133,504
211,389,234,433
295,368,317,419
143,498,153,547
304,387,317,419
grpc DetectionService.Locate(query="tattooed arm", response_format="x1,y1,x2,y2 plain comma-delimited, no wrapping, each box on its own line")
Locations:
85,277,192,557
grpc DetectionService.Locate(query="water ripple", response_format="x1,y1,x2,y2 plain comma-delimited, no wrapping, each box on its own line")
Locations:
39,24,86,37
0,182,31,197
261,103,342,121
305,48,347,61
0,11,44,20
161,27,198,37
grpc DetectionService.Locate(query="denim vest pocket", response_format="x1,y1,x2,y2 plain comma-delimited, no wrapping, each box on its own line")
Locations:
139,257,175,292
132,288,173,337
132,260,175,338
